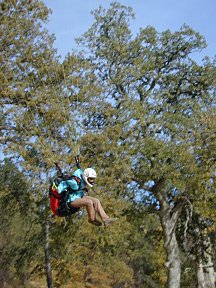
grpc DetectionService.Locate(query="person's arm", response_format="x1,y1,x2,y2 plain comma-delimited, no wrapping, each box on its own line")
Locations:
57,181,68,194
67,179,80,191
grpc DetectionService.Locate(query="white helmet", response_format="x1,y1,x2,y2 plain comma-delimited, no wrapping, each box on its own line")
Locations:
83,168,97,188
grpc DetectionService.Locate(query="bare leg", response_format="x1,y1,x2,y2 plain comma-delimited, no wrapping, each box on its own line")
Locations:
84,196,109,222
70,196,96,222
70,196,116,226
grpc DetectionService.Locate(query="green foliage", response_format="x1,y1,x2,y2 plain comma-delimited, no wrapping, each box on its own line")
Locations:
0,160,45,287
77,1,216,287
0,159,30,215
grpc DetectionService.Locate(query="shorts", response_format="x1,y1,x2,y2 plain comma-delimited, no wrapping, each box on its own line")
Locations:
57,201,80,217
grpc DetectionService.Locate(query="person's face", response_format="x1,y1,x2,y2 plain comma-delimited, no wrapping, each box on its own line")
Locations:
88,177,95,186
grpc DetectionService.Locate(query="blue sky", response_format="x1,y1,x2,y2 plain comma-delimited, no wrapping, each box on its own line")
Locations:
43,0,215,61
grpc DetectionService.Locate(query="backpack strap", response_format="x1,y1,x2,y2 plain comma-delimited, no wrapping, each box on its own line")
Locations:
49,174,83,202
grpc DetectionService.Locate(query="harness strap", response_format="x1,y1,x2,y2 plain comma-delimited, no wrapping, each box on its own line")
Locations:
50,174,83,204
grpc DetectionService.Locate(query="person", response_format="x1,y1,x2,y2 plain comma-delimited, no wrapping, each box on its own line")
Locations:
57,167,117,226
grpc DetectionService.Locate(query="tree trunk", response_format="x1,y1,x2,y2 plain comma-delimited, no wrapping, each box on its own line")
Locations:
196,238,216,288
153,181,182,288
197,261,206,288
44,219,53,288
161,216,181,288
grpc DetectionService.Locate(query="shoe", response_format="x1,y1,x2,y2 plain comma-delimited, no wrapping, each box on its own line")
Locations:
104,218,117,226
89,219,102,226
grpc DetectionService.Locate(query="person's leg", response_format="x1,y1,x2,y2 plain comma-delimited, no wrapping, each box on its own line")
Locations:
85,196,117,226
70,196,117,226
70,197,96,221
84,196,109,222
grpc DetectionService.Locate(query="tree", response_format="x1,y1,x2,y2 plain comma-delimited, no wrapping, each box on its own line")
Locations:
1,1,120,287
77,2,216,287
1,1,215,287
178,107,216,288
1,0,81,165
0,159,46,287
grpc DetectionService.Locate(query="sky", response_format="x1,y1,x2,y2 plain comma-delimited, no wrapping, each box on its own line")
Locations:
44,0,215,61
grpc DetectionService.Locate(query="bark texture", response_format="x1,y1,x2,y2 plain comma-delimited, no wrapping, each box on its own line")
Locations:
153,181,183,288
196,237,215,288
44,219,53,288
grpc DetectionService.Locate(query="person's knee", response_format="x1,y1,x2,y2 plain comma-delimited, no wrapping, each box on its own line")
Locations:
92,198,100,206
86,199,94,208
